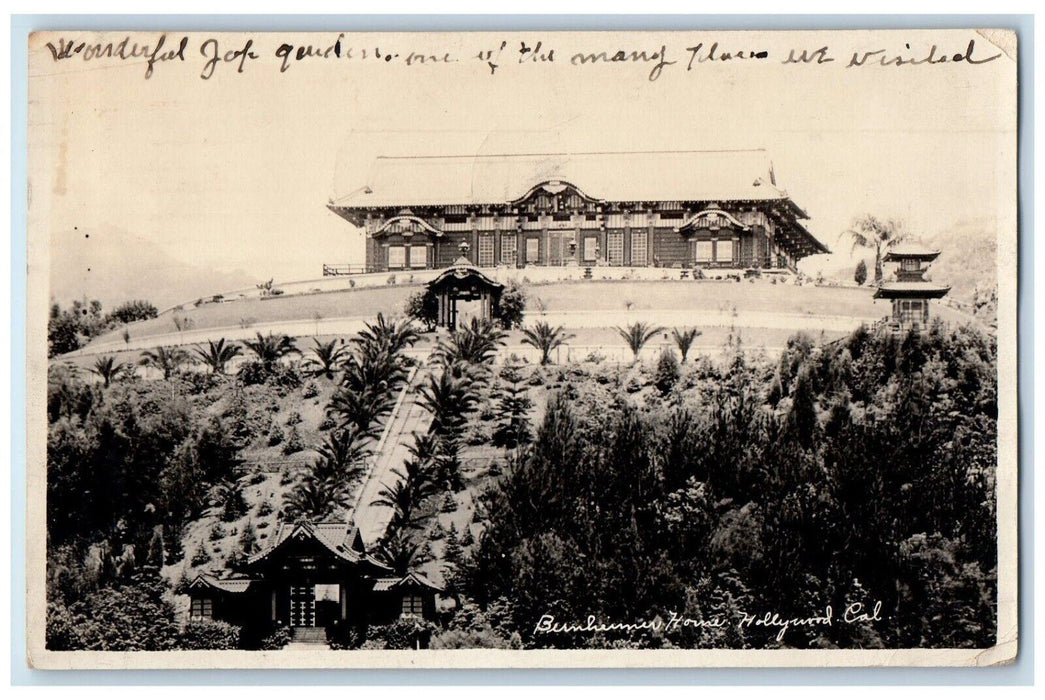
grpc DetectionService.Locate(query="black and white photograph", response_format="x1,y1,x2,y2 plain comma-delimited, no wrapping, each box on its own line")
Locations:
25,27,1018,669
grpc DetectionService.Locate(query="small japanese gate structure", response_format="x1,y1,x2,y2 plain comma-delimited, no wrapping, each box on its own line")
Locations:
873,245,951,333
427,256,505,330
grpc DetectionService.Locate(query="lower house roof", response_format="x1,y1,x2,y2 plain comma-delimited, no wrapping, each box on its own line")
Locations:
188,573,257,595
874,283,951,299
246,520,391,572
372,571,444,593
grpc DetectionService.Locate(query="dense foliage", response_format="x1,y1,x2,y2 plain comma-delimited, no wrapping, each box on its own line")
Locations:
45,314,997,651
461,322,998,649
48,298,159,356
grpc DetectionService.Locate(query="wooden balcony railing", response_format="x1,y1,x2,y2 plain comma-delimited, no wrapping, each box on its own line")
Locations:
322,263,373,276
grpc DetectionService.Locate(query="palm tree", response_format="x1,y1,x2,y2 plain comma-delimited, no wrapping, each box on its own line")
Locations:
91,355,125,387
326,386,394,438
521,321,574,365
312,428,371,484
376,529,430,576
353,313,419,360
616,321,665,362
416,363,479,435
431,317,506,367
283,476,352,521
842,214,907,285
303,338,349,379
243,332,299,371
370,479,428,532
671,327,702,363
138,346,188,379
193,338,241,375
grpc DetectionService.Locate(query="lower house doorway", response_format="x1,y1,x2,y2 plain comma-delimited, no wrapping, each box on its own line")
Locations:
289,586,315,627
290,584,340,628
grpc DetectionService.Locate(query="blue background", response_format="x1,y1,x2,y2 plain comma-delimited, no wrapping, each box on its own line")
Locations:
9,13,1034,686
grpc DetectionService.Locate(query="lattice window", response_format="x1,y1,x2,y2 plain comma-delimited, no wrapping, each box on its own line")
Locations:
583,236,598,262
631,230,648,266
401,594,424,617
607,232,624,266
478,235,495,267
190,598,213,620
716,239,735,263
501,235,517,266
526,238,540,264
897,299,926,326
387,245,406,269
696,240,713,263
408,245,427,268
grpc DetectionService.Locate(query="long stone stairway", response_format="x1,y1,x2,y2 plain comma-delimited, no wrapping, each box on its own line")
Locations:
352,368,433,547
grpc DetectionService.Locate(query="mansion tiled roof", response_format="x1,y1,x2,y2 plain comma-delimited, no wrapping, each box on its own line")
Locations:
330,149,796,210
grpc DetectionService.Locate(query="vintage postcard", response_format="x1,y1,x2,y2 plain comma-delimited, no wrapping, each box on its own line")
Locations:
25,28,1018,669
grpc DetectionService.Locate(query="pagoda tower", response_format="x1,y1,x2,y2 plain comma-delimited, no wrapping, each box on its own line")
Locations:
873,244,951,332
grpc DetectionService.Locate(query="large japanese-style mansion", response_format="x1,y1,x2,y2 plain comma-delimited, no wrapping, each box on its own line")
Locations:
327,149,829,274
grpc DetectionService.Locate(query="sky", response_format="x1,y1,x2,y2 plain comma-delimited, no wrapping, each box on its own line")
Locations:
29,29,1016,300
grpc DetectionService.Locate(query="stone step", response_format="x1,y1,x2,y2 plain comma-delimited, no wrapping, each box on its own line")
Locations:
290,626,328,644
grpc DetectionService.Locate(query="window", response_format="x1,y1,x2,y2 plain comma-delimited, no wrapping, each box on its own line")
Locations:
583,236,598,262
190,598,213,620
696,240,713,263
501,235,517,266
408,245,427,268
897,299,925,326
607,232,624,266
631,231,648,266
716,239,735,263
387,245,406,269
478,235,495,267
900,258,921,272
526,238,540,264
401,594,424,617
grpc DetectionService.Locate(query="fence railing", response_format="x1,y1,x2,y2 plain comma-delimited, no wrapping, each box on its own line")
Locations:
322,263,373,276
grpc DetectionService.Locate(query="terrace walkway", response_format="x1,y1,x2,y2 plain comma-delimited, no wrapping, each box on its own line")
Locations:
352,367,433,548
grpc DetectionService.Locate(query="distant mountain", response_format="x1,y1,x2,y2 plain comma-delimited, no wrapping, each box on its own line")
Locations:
48,226,259,311
926,218,998,303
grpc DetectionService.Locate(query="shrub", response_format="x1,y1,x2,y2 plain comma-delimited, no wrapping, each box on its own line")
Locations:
267,423,285,446
257,499,274,517
366,617,437,649
106,299,159,325
497,282,526,329
210,522,228,541
302,381,319,399
178,619,241,650
237,360,268,386
405,289,439,332
282,426,305,455
654,348,681,395
442,493,458,513
854,259,868,286
258,625,292,650
285,411,303,426
190,548,210,567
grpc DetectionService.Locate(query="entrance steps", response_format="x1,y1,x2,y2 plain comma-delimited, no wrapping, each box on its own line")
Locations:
290,626,328,645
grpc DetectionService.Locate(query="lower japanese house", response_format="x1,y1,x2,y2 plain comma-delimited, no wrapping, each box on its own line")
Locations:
185,521,441,644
